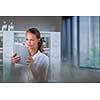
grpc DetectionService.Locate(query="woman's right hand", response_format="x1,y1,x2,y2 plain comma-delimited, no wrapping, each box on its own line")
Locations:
11,53,21,63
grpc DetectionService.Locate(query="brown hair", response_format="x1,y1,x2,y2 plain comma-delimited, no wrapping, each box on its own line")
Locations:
26,28,44,52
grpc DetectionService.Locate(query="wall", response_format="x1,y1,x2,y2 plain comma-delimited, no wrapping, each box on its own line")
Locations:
0,16,61,32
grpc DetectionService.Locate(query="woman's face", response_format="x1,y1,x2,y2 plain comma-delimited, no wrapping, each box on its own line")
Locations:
25,32,39,50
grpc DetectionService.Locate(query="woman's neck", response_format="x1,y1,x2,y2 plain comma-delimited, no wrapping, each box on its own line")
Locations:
28,48,38,56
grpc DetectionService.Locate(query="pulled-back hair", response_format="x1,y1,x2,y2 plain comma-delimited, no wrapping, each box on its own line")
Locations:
26,28,44,52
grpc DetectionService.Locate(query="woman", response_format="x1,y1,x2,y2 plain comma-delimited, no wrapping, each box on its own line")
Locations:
11,28,49,82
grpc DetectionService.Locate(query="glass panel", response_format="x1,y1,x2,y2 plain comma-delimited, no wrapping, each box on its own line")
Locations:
89,17,100,68
0,33,3,65
79,16,100,68
0,32,3,82
72,17,78,66
79,17,90,67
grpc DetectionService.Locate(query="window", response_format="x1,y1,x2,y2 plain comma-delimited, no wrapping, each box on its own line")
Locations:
78,16,100,68
62,16,100,69
73,16,100,68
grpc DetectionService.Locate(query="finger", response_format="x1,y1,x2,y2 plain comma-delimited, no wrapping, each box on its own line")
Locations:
26,59,33,64
27,57,32,60
12,57,21,63
12,53,17,57
15,56,20,59
14,58,21,63
14,55,20,59
11,56,20,61
26,60,31,63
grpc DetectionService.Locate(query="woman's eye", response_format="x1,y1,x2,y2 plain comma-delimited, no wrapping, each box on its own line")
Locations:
31,39,34,41
26,39,34,41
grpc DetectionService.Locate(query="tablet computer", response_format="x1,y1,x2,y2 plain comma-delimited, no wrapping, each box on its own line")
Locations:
13,43,29,65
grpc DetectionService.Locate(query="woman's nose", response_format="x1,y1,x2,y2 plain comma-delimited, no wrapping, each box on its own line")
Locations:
28,40,31,44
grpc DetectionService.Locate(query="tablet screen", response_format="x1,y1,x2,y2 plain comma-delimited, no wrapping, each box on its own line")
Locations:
13,43,29,65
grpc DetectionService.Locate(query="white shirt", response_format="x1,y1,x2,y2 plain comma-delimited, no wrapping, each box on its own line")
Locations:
12,50,49,82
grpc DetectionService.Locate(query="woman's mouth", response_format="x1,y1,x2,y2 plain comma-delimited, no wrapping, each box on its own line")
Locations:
28,45,32,47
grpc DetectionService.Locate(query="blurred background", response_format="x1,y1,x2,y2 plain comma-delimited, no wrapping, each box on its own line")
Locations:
0,16,100,82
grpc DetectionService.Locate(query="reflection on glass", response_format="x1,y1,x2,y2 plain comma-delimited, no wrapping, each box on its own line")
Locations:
0,37,3,47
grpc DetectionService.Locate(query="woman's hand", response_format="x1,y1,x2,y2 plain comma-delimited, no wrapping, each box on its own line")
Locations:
26,56,33,66
11,53,21,63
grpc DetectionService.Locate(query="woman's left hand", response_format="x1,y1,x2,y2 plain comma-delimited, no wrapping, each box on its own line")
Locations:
26,56,33,65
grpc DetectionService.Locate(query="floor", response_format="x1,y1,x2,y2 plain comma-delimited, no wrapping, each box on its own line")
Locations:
1,63,100,83
60,63,100,83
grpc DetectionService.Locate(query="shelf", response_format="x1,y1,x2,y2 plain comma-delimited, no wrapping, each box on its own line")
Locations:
0,48,3,53
0,31,3,36
14,33,25,38
0,60,3,64
0,34,3,37
14,31,50,38
0,51,3,53
0,48,3,50
0,65,3,70
43,48,50,51
1,31,61,82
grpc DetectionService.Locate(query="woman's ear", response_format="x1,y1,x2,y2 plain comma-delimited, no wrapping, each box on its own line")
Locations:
38,38,40,42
